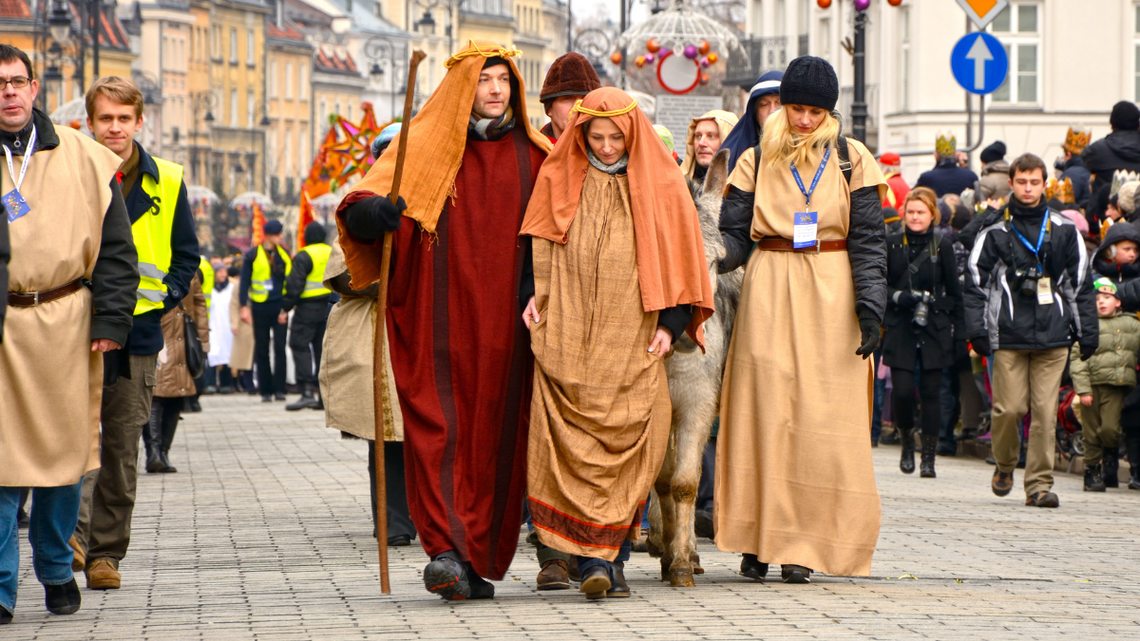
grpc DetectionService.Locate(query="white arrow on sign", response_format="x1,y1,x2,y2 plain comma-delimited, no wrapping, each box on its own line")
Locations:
965,36,993,91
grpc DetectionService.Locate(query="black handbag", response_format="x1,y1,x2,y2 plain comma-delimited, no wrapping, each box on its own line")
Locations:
180,303,207,379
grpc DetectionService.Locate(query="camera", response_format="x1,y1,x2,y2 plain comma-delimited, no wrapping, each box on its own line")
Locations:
1018,267,1041,298
912,291,931,327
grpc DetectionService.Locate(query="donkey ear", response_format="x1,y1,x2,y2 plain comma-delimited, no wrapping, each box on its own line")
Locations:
703,148,731,196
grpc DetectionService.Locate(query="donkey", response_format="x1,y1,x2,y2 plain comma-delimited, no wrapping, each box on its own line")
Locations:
649,148,743,587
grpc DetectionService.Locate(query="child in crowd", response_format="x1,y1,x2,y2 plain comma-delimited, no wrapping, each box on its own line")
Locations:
1094,220,1140,284
1070,277,1140,492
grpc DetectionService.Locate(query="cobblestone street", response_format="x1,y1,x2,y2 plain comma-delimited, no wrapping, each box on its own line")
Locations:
7,393,1140,640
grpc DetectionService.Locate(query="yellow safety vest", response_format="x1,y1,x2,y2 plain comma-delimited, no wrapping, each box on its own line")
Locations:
249,244,292,303
133,156,183,315
199,256,214,312
298,243,332,299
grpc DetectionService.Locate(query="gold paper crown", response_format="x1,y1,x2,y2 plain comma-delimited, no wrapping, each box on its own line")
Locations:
1111,170,1140,197
1046,177,1075,205
936,133,957,157
445,40,522,69
1063,127,1091,155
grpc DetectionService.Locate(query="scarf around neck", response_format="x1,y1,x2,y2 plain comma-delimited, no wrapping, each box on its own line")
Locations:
586,148,629,174
469,106,516,141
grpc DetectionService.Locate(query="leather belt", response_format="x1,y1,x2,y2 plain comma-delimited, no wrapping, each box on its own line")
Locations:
756,237,848,253
7,279,85,308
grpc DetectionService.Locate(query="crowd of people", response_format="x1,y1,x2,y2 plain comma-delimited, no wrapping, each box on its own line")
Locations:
2,35,1140,624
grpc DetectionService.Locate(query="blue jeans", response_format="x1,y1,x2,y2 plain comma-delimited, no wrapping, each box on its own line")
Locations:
577,539,631,581
0,481,84,613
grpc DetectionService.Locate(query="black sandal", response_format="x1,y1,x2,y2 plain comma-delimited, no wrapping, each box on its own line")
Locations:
781,564,812,584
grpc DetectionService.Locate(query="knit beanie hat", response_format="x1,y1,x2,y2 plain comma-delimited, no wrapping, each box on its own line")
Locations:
303,221,327,245
1111,101,1140,131
980,140,1006,164
540,52,602,104
779,56,839,112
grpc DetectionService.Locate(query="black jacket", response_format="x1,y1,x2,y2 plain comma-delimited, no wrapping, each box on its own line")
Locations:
1082,129,1140,195
719,143,887,323
882,230,965,371
1093,221,1140,285
281,248,335,313
964,200,1098,352
122,142,200,355
914,158,980,198
1060,155,1092,211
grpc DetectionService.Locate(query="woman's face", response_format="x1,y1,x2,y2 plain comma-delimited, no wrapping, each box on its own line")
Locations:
785,104,829,135
904,199,935,234
586,117,626,165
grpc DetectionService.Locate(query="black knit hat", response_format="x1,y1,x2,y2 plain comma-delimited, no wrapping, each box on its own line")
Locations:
980,140,1006,164
1111,101,1140,131
303,221,326,245
779,56,839,112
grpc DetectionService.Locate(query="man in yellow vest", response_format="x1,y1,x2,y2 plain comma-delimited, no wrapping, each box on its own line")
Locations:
281,222,333,410
239,219,291,402
74,77,200,591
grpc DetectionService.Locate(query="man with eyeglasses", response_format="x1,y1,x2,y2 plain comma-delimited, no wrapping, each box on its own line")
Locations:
0,45,137,624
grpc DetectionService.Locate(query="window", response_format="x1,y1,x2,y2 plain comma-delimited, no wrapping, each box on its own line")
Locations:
299,65,308,100
285,126,293,177
299,126,308,169
269,61,277,98
990,3,1040,105
899,6,910,112
230,28,238,64
247,29,255,65
247,88,255,128
285,62,293,99
230,89,238,127
819,17,831,59
775,0,786,36
211,26,220,59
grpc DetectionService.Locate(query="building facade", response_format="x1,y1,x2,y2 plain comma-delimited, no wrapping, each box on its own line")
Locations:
266,14,314,205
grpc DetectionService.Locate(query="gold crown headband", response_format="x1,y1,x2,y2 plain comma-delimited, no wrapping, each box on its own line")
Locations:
445,40,523,69
571,98,639,118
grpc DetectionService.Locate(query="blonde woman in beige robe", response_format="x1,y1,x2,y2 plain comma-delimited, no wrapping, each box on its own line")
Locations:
0,56,137,621
714,56,888,585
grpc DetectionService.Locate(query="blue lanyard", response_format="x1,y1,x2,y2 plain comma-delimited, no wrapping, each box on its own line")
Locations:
1011,214,1049,270
790,147,831,208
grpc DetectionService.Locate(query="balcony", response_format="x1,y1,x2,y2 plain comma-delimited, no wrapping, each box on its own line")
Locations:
725,36,789,86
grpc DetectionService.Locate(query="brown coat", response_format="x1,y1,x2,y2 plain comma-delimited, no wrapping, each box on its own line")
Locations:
155,275,210,398
228,280,254,372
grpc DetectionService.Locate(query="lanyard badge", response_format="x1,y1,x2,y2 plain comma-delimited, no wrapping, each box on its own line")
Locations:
2,124,36,223
790,147,830,249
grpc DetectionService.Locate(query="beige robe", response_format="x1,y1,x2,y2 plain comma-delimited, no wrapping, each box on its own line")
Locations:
527,167,671,560
714,139,887,577
318,239,403,441
0,127,122,487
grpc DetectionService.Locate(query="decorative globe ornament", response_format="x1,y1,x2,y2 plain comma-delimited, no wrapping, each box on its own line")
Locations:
611,52,623,65
888,0,903,5
636,55,646,68
659,48,672,58
698,40,710,55
647,38,661,53
700,73,710,86
707,52,718,65
683,44,698,59
854,0,871,10
817,0,832,8
700,57,710,68
645,52,656,64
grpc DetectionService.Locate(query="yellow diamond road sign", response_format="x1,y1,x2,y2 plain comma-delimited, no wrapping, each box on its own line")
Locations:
956,0,1009,30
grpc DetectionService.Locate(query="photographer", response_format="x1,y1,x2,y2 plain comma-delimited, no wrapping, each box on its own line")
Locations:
883,187,965,478
965,154,1098,509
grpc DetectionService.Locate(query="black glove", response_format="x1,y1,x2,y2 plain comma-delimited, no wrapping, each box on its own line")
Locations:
893,290,919,309
344,195,407,240
971,335,992,357
856,317,880,359
1080,343,1097,361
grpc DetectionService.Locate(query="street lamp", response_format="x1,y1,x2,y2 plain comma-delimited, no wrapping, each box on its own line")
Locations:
416,10,436,36
48,4,72,44
364,36,407,120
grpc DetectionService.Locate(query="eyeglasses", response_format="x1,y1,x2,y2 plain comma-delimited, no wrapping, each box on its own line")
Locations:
0,77,31,90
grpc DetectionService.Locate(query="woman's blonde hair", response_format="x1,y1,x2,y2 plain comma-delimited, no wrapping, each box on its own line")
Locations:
760,106,841,169
903,186,941,226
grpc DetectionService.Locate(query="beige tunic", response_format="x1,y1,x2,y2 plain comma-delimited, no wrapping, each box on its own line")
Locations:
0,127,122,487
228,287,255,372
318,239,404,441
714,140,886,577
527,167,671,560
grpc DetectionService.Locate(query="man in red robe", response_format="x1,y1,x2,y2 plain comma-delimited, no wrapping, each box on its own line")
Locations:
335,40,551,601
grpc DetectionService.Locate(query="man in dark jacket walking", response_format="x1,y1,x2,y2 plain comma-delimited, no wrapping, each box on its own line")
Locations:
1083,102,1140,219
281,222,333,411
966,154,1098,509
239,220,291,402
916,134,979,198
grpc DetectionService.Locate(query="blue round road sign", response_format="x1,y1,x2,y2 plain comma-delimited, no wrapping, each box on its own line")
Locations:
950,32,1009,95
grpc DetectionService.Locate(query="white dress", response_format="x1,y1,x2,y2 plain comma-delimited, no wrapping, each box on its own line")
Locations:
207,281,234,368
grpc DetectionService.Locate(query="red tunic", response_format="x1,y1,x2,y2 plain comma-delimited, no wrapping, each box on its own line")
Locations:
385,128,544,580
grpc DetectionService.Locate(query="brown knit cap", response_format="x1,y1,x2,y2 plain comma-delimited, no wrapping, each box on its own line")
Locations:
539,52,602,104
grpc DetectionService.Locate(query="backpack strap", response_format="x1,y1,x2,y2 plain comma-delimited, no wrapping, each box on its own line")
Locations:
752,140,763,185
837,137,853,186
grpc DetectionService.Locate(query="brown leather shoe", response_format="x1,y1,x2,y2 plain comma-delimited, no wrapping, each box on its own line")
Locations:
991,467,1014,497
68,535,85,573
536,559,571,591
85,558,121,590
1025,491,1060,508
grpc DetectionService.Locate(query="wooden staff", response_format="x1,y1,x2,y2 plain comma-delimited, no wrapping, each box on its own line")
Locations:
374,49,426,594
